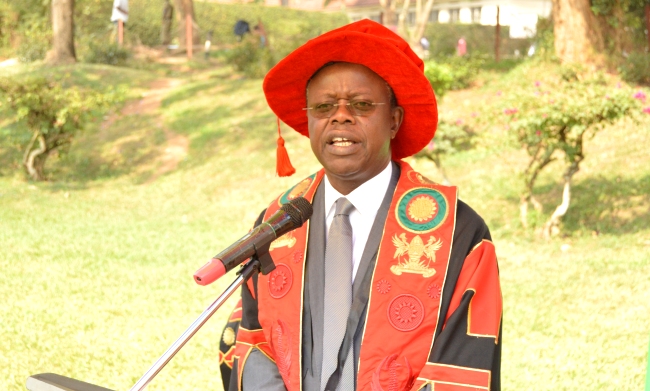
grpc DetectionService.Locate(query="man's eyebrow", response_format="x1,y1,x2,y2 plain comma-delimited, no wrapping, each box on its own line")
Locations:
312,90,375,98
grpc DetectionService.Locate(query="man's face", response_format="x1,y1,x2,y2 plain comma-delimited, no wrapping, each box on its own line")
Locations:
306,63,403,194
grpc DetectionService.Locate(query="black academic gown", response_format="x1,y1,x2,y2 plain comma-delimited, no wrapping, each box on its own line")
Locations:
221,163,501,391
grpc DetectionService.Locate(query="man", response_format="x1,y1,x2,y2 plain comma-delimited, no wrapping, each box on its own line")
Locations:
161,0,174,46
111,0,129,24
110,0,128,45
220,20,501,391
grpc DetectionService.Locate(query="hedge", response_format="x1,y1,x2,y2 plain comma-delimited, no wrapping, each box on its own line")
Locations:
127,1,349,48
424,23,533,58
0,0,348,61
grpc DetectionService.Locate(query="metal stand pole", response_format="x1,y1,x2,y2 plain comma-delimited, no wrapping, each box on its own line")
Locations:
128,259,260,391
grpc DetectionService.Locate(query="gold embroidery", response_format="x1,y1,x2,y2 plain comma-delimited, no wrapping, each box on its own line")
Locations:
407,195,437,222
270,231,297,251
416,173,437,185
222,327,236,346
288,178,311,200
391,233,442,278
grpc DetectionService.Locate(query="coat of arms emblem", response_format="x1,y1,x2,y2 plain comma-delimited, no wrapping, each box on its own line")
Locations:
270,231,297,251
390,233,442,278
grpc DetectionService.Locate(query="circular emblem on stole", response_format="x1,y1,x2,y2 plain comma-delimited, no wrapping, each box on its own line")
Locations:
292,251,304,264
396,188,448,233
427,283,442,299
279,174,315,206
387,294,425,332
376,279,391,294
222,327,236,346
268,263,293,299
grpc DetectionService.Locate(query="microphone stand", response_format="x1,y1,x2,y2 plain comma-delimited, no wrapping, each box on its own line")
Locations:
26,243,279,391
128,256,265,391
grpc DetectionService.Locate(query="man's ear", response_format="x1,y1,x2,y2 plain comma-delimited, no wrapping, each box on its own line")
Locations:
390,106,404,139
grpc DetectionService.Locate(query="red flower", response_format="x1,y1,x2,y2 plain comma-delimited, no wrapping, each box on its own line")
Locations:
633,91,647,103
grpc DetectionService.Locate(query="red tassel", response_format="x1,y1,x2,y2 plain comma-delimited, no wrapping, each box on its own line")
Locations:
276,118,296,177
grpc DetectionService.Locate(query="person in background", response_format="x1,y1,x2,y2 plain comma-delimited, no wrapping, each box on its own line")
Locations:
254,20,269,49
110,0,129,44
420,36,430,58
161,0,173,46
457,37,467,56
234,20,251,42
205,30,213,60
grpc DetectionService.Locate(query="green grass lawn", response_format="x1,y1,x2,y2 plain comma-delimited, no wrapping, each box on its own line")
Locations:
1,60,649,390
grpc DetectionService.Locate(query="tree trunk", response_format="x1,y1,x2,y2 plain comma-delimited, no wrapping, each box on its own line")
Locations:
551,0,605,65
24,133,48,181
495,6,500,62
410,0,435,48
396,0,435,58
646,4,650,51
397,0,411,39
520,144,555,229
379,0,397,27
542,160,581,238
173,0,200,49
47,0,76,64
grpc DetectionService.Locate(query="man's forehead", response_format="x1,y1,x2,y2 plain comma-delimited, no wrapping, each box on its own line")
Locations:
309,62,386,84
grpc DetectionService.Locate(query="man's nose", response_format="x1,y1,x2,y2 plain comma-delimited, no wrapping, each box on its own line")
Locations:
330,101,355,124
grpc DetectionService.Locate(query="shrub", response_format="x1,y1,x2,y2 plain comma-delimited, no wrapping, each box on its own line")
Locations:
84,42,131,66
0,77,120,180
424,54,486,97
533,16,554,60
193,3,348,48
424,62,455,98
415,120,475,185
619,53,650,86
225,38,275,78
423,23,532,58
216,5,347,78
16,14,51,63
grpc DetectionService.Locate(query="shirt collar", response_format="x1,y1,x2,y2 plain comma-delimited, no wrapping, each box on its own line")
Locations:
323,162,393,217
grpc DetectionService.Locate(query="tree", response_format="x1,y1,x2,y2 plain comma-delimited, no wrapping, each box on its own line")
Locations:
590,0,650,55
172,0,200,49
396,0,436,57
46,0,76,64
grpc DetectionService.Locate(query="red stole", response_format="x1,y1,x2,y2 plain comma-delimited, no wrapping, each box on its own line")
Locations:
254,160,458,391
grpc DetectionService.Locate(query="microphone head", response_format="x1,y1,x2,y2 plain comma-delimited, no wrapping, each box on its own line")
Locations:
281,197,313,227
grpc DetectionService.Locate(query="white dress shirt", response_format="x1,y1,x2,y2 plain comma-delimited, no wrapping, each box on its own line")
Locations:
323,162,393,282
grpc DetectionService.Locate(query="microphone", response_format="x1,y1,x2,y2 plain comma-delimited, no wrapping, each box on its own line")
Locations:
193,197,313,286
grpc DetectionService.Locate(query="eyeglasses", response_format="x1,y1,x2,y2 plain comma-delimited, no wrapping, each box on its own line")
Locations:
303,100,385,119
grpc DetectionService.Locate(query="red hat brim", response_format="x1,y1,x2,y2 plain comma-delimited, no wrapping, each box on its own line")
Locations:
263,20,438,159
